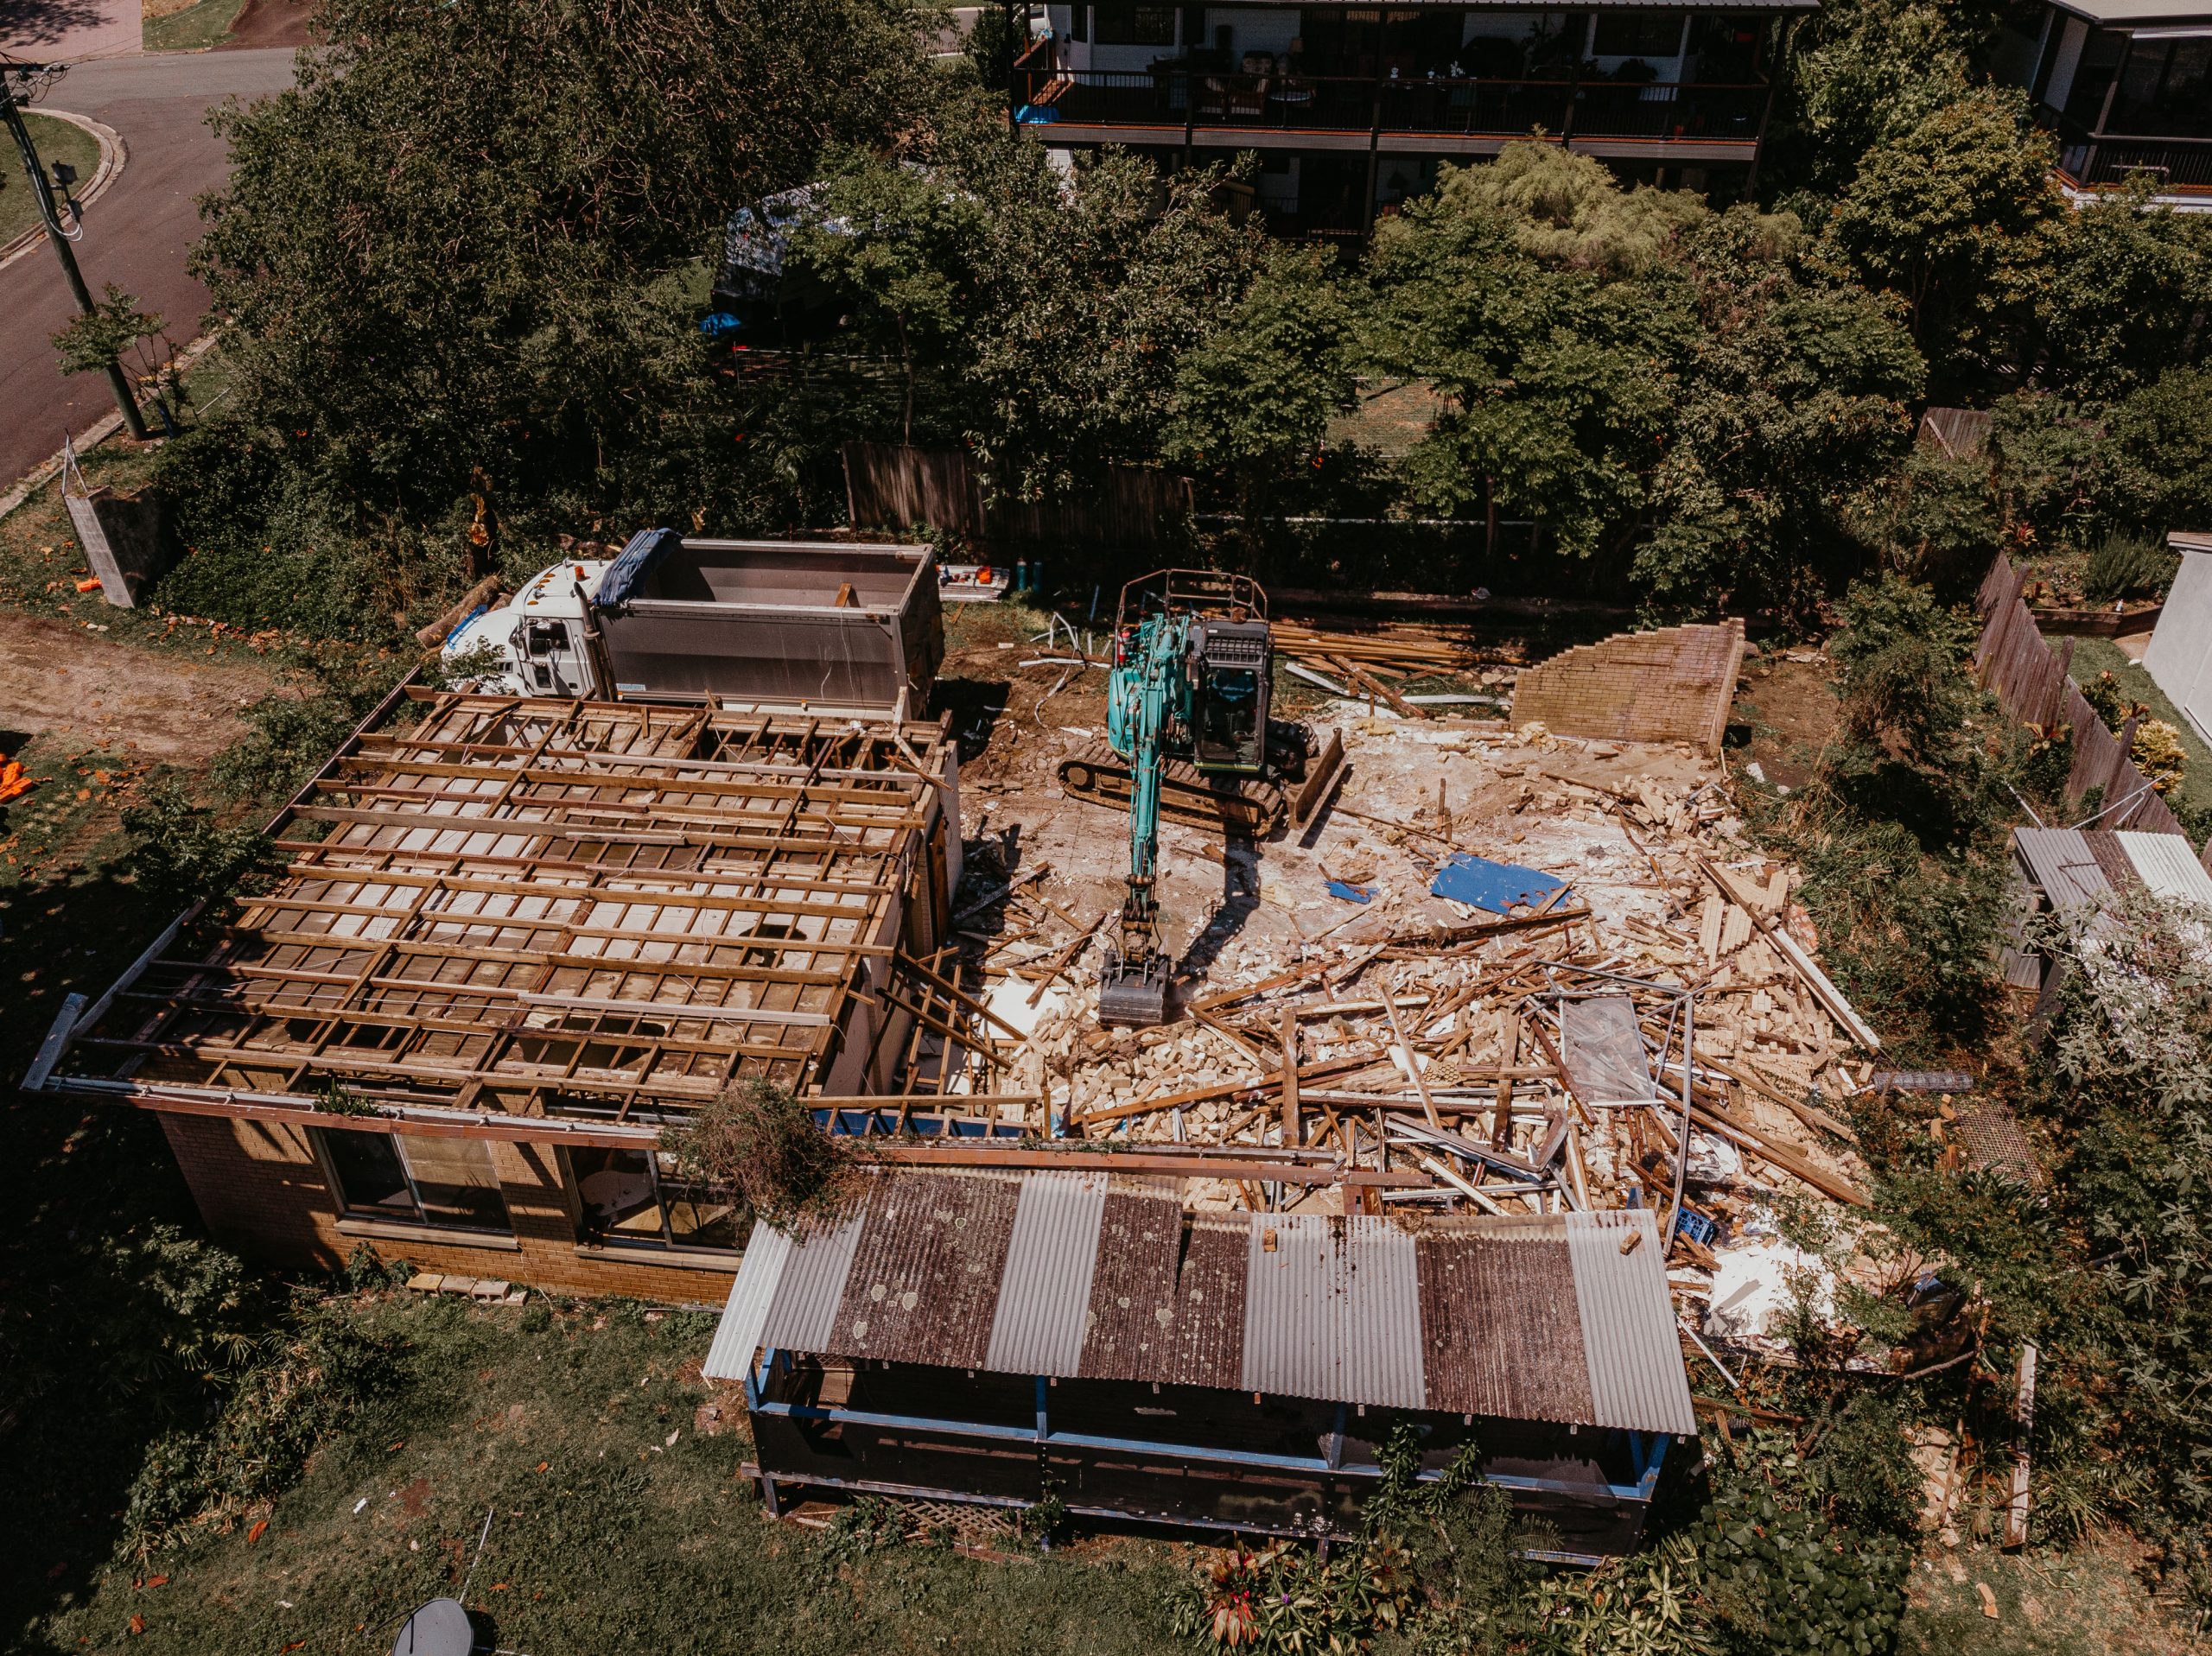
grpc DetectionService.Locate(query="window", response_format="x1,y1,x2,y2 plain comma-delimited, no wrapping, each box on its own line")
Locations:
1592,11,1687,59
316,1130,512,1232
1093,3,1176,46
570,1147,741,1252
1069,2,1087,41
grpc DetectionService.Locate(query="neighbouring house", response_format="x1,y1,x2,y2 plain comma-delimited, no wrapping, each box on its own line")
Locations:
1013,0,1808,237
26,690,988,1304
1990,0,2212,211
2145,530,2212,743
703,1166,1698,1559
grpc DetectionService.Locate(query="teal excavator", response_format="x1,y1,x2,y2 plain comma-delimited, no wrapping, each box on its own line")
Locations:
1081,571,1344,1026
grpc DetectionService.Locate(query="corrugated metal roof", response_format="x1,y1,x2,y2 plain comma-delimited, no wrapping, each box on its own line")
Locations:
1565,1210,1696,1437
702,1169,1694,1432
1242,1215,1426,1410
760,1207,865,1351
1418,1228,1593,1423
2117,830,2212,907
986,1172,1109,1374
703,1222,791,1381
2014,828,2114,909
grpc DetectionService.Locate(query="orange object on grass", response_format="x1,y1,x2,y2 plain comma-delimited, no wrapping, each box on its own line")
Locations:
74,577,102,593
0,760,34,803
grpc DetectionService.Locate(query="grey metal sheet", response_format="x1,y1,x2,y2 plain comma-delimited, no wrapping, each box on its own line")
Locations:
702,1220,791,1381
1560,995,1656,1106
2051,0,2212,25
2117,830,2212,908
1242,1215,1424,1410
2013,828,2113,910
985,1171,1109,1375
1563,1209,1697,1436
759,1204,867,1353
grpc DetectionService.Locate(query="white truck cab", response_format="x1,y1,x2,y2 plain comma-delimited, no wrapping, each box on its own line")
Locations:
442,559,613,698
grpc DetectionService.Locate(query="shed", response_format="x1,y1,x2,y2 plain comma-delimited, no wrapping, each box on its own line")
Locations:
2001,825,2212,993
706,1168,1695,1559
2145,533,2212,746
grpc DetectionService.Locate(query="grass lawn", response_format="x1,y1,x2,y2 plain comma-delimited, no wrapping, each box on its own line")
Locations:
0,114,105,250
16,1291,1192,1655
2068,636,2212,828
143,0,245,51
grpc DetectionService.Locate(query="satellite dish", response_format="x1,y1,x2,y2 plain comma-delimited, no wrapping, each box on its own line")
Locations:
390,1597,474,1656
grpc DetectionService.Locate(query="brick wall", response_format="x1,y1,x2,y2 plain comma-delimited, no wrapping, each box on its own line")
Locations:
156,1112,738,1307
1510,619,1745,755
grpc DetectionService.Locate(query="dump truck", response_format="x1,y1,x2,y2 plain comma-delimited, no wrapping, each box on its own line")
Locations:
442,531,943,712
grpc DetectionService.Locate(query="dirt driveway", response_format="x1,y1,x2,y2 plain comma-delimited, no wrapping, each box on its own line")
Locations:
0,610,275,761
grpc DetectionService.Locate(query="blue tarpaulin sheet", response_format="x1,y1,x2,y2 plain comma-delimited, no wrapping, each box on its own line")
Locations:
1429,853,1566,913
1325,879,1372,904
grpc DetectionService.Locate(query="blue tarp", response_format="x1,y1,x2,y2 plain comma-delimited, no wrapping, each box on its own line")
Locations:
1325,879,1372,904
597,527,682,607
1429,853,1566,913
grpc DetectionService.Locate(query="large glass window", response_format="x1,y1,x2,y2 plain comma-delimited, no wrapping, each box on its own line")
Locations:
1094,3,1176,45
1593,11,1687,59
570,1147,741,1252
315,1129,512,1233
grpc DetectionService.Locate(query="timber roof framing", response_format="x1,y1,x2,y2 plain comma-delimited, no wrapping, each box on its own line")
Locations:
53,692,962,1122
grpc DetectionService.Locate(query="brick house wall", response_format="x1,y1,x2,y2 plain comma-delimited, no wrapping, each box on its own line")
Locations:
1510,619,1746,756
155,1112,739,1306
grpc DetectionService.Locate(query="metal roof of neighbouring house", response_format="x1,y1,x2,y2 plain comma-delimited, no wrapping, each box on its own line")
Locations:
2014,828,2212,911
703,1169,1697,1437
2048,0,2212,28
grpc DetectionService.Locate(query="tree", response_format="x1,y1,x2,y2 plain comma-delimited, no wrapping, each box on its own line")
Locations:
1778,0,1976,196
176,0,938,630
1160,247,1354,553
789,155,989,444
2034,187,2212,397
1821,86,2056,392
1363,149,1688,561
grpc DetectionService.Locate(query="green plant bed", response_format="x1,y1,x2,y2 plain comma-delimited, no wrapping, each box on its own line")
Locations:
143,0,245,52
2067,636,2212,828
0,114,104,249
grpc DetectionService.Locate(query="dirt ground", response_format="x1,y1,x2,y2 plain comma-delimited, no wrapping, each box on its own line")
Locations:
1733,646,1844,790
218,0,312,48
0,609,276,761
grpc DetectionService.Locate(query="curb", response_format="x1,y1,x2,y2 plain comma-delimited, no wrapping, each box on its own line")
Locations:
0,329,219,523
0,109,130,275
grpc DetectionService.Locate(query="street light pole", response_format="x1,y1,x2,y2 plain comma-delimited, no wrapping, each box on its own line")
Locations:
2,62,150,440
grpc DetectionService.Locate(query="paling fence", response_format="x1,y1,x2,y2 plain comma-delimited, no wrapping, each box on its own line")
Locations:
1974,554,2209,864
842,443,1192,550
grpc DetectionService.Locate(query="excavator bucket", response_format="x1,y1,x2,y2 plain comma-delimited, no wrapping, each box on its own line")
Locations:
1098,950,1172,1027
1290,726,1348,828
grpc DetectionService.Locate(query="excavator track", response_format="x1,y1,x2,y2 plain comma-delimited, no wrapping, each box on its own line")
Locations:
1058,742,1288,839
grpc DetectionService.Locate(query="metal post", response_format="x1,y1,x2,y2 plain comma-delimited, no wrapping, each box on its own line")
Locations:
2083,35,2129,187
1,67,149,441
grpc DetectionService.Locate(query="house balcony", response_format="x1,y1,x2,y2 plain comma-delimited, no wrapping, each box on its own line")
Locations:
1014,62,1772,164
2051,126,2212,204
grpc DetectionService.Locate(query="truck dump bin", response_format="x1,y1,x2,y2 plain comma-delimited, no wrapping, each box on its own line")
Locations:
595,532,942,709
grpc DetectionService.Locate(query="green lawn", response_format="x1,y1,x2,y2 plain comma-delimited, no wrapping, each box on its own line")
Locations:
143,0,245,52
0,114,105,250
2069,635,2212,827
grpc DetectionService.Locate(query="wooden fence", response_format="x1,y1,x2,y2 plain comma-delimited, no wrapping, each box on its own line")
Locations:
1975,554,2202,848
842,443,1192,550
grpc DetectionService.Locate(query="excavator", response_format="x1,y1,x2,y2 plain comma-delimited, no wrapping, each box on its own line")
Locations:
1077,570,1345,1026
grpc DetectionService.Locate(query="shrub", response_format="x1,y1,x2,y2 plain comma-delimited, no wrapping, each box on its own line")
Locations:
660,1076,857,1231
120,782,267,911
2080,532,2177,603
1696,1486,1908,1655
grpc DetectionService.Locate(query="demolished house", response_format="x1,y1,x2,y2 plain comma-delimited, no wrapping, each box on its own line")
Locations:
27,689,991,1301
703,1166,1695,1561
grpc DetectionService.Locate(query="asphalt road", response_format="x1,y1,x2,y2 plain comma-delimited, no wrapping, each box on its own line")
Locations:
0,47,298,488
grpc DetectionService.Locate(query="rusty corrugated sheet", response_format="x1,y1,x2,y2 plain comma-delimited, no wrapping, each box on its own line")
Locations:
760,1203,867,1352
824,1171,1020,1367
702,1220,790,1380
985,1171,1109,1375
1077,1186,1186,1381
1240,1215,1424,1409
1564,1210,1696,1436
1165,1217,1249,1390
1416,1228,1593,1423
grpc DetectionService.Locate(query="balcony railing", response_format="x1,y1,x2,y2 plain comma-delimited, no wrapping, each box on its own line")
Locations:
1016,67,1768,145
2056,134,2212,194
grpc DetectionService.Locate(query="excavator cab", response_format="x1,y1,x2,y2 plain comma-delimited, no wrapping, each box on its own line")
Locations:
1188,620,1271,774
